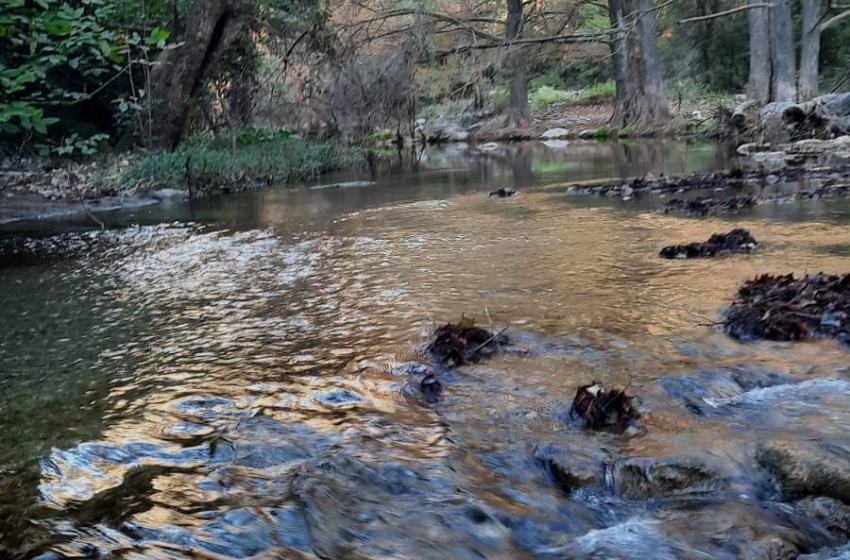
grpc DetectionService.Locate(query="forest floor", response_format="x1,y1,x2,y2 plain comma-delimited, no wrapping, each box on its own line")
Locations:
471,99,722,141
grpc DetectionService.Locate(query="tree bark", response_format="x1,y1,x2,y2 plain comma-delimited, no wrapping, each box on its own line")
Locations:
771,0,797,102
799,0,823,100
608,0,670,130
149,0,245,149
608,0,639,128
746,0,772,102
635,0,670,123
505,0,530,128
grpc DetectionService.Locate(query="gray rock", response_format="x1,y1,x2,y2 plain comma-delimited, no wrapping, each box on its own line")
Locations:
541,127,570,139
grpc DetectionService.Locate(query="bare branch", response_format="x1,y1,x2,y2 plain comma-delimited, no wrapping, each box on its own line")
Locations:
821,8,850,30
678,3,772,24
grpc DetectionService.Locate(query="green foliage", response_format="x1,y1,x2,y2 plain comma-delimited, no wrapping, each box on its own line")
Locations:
55,133,110,156
575,81,616,104
667,79,733,104
120,133,357,193
529,86,574,110
0,0,121,145
593,128,611,141
577,3,610,33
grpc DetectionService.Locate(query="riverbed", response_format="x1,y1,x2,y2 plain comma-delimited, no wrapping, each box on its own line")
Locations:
1,141,849,560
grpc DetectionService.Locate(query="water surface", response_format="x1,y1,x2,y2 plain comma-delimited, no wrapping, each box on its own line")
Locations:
1,141,849,559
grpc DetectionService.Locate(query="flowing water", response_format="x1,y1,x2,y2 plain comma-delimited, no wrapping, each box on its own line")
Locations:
1,141,849,560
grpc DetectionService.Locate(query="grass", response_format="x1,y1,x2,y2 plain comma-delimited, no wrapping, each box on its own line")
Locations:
667,79,735,104
530,86,575,110
115,130,358,194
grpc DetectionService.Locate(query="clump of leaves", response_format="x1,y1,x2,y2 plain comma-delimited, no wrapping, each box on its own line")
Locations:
426,315,508,366
571,381,640,430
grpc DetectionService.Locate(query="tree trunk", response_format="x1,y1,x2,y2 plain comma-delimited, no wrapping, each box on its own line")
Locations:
771,0,797,102
149,0,245,149
635,0,670,122
608,0,670,130
799,0,823,100
505,0,530,128
608,0,639,127
747,0,772,102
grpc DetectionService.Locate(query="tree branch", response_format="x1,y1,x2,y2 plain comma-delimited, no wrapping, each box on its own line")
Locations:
678,3,773,24
435,30,612,58
820,8,850,30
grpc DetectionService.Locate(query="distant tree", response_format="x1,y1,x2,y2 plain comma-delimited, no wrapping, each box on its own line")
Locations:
505,0,530,127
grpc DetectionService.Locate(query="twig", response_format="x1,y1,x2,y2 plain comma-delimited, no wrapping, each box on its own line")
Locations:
484,306,494,333
467,326,509,356
81,201,106,230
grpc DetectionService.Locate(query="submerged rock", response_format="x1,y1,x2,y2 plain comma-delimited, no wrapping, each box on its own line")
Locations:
757,441,850,503
659,229,757,259
607,457,722,501
536,444,603,494
794,497,850,538
799,543,850,560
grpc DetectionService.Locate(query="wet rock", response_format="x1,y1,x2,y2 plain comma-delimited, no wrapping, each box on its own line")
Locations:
657,366,790,416
757,441,850,503
420,374,443,402
426,318,508,366
478,142,500,151
571,381,640,430
536,444,602,493
293,453,511,559
799,543,850,560
659,229,757,259
724,273,850,343
795,497,850,538
607,457,721,501
489,188,517,198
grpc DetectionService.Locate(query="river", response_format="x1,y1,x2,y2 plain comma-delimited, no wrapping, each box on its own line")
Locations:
1,141,849,560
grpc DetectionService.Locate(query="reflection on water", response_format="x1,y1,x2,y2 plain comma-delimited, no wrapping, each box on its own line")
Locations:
1,141,849,559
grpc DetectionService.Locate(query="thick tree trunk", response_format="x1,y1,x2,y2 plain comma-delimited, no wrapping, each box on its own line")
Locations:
747,0,772,102
149,0,245,149
505,0,530,128
635,0,670,123
608,0,639,127
771,0,797,102
800,0,823,100
608,0,670,130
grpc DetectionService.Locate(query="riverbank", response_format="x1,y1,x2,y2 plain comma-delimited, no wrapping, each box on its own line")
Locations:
0,136,357,226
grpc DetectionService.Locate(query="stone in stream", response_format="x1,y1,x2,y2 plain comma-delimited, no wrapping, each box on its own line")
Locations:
606,457,722,502
292,452,512,559
794,497,850,539
535,443,604,494
757,441,850,504
659,229,757,259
